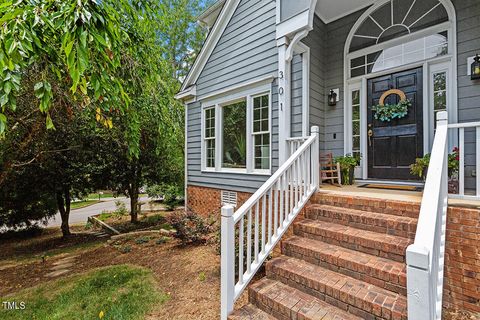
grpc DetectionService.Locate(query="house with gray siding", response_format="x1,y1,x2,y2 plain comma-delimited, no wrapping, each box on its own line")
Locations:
177,1,480,319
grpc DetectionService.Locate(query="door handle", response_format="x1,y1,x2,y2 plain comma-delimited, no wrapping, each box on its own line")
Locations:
368,129,373,147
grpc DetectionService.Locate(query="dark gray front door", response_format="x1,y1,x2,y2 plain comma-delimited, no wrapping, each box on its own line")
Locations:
367,67,424,180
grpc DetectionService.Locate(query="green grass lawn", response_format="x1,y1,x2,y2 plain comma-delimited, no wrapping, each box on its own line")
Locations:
0,265,168,320
70,200,100,210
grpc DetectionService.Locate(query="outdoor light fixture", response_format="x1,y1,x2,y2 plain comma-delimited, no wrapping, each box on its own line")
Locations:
328,90,337,106
471,54,480,80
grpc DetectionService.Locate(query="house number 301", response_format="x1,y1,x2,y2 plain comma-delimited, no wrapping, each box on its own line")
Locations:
279,71,284,79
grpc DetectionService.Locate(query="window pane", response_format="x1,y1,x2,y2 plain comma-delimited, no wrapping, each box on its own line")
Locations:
205,108,215,138
353,121,360,136
206,139,215,168
223,101,247,169
254,133,270,170
433,72,446,91
253,95,269,133
434,92,447,111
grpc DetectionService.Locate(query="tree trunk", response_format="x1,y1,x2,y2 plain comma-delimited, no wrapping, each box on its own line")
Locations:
130,190,139,223
56,186,71,237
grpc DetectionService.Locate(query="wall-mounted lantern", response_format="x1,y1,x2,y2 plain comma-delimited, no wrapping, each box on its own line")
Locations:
471,55,480,80
328,89,338,106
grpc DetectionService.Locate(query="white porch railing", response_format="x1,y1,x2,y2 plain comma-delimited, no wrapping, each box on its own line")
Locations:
407,111,449,320
286,136,309,156
448,121,480,200
220,126,320,319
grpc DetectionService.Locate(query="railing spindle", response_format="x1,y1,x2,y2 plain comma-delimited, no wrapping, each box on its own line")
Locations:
477,127,480,197
268,189,272,245
459,128,465,196
273,182,278,237
279,174,284,229
246,209,252,274
261,194,266,254
254,203,259,264
238,217,244,285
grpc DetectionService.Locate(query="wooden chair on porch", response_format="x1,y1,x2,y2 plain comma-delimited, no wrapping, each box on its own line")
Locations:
320,153,342,186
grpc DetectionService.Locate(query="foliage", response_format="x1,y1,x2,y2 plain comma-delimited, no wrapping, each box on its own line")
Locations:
372,100,411,122
147,184,182,211
0,0,144,136
0,0,210,231
0,265,168,320
410,147,460,179
167,211,212,245
334,154,361,185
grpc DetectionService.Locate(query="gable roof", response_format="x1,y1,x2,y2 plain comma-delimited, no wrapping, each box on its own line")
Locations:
179,0,241,95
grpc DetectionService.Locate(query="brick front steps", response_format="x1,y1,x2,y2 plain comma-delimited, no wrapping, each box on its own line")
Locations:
229,193,415,320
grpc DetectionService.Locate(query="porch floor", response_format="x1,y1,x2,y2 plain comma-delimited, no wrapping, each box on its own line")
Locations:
318,183,480,209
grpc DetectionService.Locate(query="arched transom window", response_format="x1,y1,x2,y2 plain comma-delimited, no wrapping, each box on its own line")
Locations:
347,0,453,78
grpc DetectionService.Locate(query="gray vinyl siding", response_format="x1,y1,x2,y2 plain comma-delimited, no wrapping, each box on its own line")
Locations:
196,0,277,97
322,10,365,157
187,0,278,194
453,0,480,189
291,54,303,137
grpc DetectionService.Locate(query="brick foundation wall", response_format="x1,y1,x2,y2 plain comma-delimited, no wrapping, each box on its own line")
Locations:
186,185,253,217
444,206,480,313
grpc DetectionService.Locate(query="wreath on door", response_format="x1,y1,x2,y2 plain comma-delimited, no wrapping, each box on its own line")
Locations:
372,89,411,122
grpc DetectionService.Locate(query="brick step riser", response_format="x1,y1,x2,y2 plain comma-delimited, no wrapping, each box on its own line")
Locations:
293,226,407,263
305,208,417,240
281,242,407,296
310,194,420,219
266,263,407,320
248,279,362,320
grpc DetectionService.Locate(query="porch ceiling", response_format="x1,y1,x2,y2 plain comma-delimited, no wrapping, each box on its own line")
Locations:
315,0,375,23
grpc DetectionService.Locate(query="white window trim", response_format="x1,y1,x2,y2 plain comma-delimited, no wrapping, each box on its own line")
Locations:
201,84,272,175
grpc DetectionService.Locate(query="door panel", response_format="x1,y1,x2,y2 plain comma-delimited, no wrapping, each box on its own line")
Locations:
367,67,424,180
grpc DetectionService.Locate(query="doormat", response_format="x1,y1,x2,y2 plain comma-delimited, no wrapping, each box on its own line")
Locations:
359,184,423,192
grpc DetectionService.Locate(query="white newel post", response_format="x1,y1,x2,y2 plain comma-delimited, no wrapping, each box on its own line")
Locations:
311,126,320,188
406,111,448,320
221,205,235,320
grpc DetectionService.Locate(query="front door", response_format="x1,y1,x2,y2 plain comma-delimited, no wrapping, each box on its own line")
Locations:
367,67,423,180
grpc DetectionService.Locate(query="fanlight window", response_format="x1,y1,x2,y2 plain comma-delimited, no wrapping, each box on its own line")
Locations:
350,32,448,78
349,0,449,53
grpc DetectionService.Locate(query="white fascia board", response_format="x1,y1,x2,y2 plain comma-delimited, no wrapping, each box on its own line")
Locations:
175,85,197,101
180,0,241,92
276,10,310,39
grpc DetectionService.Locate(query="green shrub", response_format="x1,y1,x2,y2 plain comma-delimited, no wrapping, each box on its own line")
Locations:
167,211,212,245
147,184,182,211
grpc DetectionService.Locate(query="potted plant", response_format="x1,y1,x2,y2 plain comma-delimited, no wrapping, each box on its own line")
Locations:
334,154,361,185
409,148,460,193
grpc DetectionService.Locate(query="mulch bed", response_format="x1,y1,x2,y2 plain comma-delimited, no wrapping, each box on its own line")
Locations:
0,236,221,319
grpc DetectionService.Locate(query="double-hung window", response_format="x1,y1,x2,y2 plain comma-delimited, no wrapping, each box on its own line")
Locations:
202,88,271,174
204,107,216,169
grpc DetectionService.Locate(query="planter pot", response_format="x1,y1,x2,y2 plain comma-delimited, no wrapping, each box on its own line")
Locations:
348,166,355,185
448,178,459,194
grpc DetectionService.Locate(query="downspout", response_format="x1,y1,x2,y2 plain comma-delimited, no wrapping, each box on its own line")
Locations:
278,29,310,165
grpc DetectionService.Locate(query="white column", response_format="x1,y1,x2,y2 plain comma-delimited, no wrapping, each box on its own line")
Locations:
277,36,291,165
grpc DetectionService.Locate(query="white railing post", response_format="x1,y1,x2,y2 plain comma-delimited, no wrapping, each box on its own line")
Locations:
407,111,448,320
311,126,320,188
221,205,235,320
